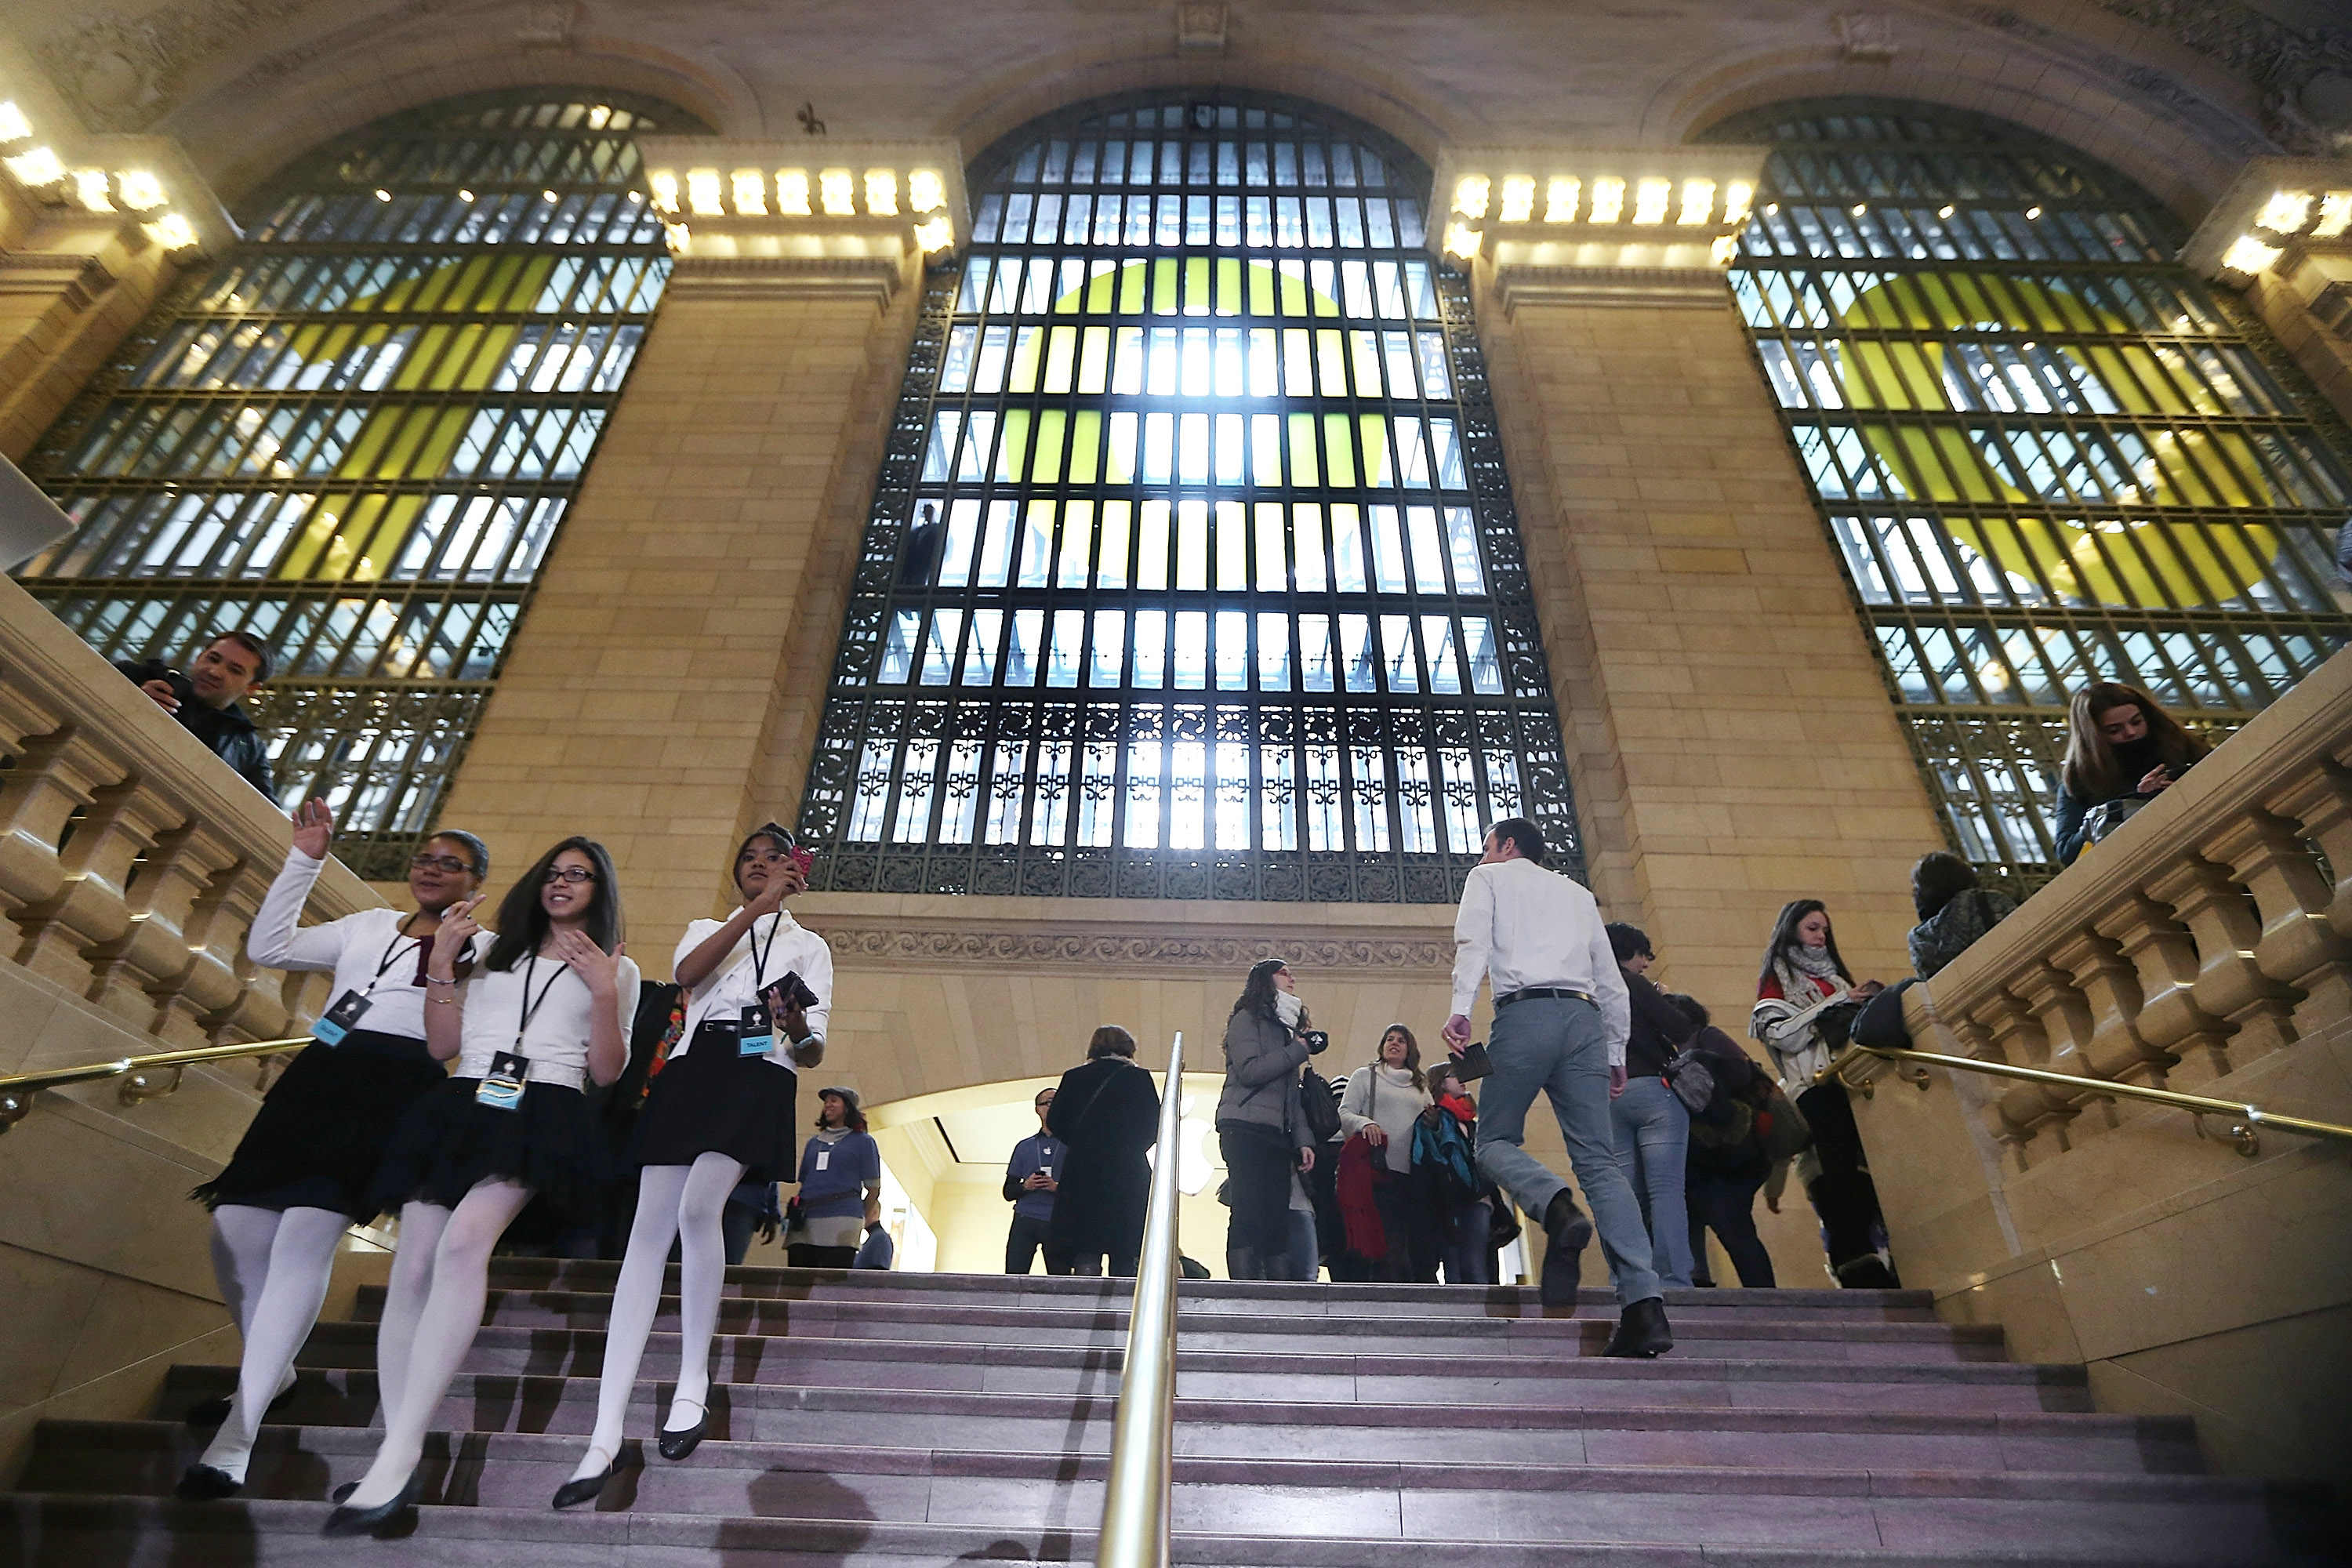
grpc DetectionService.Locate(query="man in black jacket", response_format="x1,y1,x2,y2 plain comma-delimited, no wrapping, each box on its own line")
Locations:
116,630,276,797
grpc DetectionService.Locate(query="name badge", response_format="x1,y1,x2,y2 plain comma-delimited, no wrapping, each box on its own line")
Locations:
1038,1165,1052,1180
815,1149,831,1171
739,1001,775,1057
313,989,372,1047
476,1051,529,1112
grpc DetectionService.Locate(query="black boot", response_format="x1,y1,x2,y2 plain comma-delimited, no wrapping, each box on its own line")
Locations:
1601,1297,1674,1358
1537,1192,1592,1308
1225,1246,1264,1280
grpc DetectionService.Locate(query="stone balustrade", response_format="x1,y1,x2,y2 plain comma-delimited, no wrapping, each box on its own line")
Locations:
0,574,383,1054
1900,645,2352,1163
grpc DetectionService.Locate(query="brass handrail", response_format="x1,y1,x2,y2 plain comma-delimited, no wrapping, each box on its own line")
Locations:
0,1036,314,1133
1094,1030,1183,1568
1824,1041,2352,1157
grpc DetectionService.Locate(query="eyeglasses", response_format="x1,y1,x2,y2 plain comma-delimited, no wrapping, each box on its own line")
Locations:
543,866,599,884
410,853,474,874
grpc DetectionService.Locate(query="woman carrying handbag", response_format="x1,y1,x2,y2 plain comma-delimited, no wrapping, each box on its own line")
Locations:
1337,1025,1435,1281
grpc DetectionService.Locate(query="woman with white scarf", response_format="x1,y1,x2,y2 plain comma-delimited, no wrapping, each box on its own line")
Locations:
1748,899,1899,1289
1215,959,1320,1280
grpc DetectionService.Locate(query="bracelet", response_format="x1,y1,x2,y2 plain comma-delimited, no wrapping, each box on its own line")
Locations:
426,975,458,986
428,996,458,1006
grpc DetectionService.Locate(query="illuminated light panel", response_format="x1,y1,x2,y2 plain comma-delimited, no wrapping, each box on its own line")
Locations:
1632,178,1671,225
2220,234,2282,274
731,169,768,214
1709,234,1738,267
909,169,946,213
778,169,811,215
819,168,855,215
648,169,680,212
663,220,691,253
911,215,954,253
115,169,165,211
1722,180,1753,226
0,101,31,142
71,169,114,212
542,189,559,203
1443,220,1482,258
373,187,391,201
1678,178,1715,225
2256,189,2314,235
2317,191,2352,239
5,146,67,187
866,169,898,216
141,213,198,250
586,105,612,129
686,168,724,216
1498,176,1534,223
1588,176,1625,223
1544,176,1579,223
1453,173,1490,219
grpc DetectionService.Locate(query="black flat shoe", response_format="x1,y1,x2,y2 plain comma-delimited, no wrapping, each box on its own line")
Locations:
330,1481,357,1504
1601,1296,1675,1359
184,1380,296,1430
319,1472,419,1538
174,1464,241,1501
655,1411,707,1461
551,1465,612,1510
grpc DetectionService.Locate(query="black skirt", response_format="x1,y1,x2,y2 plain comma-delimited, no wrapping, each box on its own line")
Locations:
629,1022,799,1180
192,1029,447,1222
368,1073,611,1224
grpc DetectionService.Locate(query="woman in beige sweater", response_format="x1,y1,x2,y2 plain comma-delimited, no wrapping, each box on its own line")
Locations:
1338,1025,1433,1280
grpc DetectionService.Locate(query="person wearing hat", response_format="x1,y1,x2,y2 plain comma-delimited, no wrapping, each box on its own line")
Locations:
789,1087,882,1268
557,824,829,1509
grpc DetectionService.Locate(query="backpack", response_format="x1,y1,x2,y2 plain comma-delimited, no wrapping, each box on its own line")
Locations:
1411,1110,1481,1203
1298,1065,1343,1143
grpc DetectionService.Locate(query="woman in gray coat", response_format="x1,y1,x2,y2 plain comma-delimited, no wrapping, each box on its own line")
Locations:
1216,958,1319,1279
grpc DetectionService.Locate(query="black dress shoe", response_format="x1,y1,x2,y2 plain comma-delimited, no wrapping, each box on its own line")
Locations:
319,1472,420,1538
1601,1297,1675,1358
184,1380,296,1430
551,1465,612,1510
655,1410,707,1461
1537,1192,1593,1308
174,1463,241,1501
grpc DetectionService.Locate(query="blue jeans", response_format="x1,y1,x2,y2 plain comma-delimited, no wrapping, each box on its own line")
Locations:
1284,1207,1319,1281
1472,995,1662,1306
1610,1073,1693,1289
1437,1198,1490,1285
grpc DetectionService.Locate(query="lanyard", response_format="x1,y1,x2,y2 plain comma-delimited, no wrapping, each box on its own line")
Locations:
747,911,782,993
359,916,426,1000
514,954,570,1049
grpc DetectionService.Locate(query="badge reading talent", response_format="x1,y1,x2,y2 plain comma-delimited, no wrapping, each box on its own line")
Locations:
477,1050,530,1112
313,989,372,1047
739,999,775,1057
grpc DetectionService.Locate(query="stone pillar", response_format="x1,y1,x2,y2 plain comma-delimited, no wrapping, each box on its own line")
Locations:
435,141,960,947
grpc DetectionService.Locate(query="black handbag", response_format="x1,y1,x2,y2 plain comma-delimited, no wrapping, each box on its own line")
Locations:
1298,1065,1342,1143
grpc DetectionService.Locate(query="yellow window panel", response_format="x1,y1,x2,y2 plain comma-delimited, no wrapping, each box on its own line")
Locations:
1322,412,1357,487
1215,257,1243,315
1067,411,1102,483
996,408,1032,482
1042,326,1077,394
1287,412,1319,486
1117,262,1147,314
1247,261,1276,316
1315,330,1348,397
1006,325,1044,394
1183,256,1210,314
1150,258,1178,314
1076,326,1110,394
1032,410,1068,483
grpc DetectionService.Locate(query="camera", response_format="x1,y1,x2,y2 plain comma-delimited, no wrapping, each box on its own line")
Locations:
1300,1029,1330,1055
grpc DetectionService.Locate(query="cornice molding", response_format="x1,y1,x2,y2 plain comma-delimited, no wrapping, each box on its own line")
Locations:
662,253,909,306
1492,263,1732,314
822,924,1453,972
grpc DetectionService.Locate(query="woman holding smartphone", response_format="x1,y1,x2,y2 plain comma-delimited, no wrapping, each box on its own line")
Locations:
176,804,487,1501
555,824,829,1508
322,837,633,1537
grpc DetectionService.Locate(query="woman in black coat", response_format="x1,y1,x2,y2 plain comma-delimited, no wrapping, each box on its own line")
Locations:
1044,1025,1163,1276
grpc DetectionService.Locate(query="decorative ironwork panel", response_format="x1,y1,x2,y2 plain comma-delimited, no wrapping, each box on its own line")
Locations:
1709,100,2352,892
15,92,702,879
797,93,1581,901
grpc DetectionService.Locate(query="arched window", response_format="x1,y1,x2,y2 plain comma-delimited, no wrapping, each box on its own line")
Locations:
16,91,702,877
795,93,1577,902
1709,101,2352,886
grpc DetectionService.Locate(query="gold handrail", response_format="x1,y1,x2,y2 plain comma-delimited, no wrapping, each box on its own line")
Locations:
1823,1041,2352,1157
1094,1029,1183,1568
0,1036,314,1133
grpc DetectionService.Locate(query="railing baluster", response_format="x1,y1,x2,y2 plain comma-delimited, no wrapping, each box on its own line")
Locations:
1095,1029,1183,1568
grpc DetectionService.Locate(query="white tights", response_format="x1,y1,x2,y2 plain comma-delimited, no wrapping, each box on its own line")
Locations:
567,1152,741,1483
198,1204,350,1482
343,1180,533,1508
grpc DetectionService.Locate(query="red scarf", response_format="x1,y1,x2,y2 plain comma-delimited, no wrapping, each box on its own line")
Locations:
1437,1091,1476,1126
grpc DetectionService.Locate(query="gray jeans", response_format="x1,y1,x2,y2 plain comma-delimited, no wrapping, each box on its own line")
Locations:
1472,994,1662,1306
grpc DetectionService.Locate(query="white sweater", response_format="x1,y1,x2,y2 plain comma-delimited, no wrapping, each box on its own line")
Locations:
1340,1065,1428,1174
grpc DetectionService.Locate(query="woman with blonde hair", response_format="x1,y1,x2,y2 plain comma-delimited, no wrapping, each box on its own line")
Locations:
2053,681,2207,865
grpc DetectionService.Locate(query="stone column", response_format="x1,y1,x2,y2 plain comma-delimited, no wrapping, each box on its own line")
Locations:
435,141,961,945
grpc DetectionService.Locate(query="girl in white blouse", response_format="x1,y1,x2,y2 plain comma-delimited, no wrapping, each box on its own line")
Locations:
176,804,488,1503
556,823,830,1508
324,837,635,1537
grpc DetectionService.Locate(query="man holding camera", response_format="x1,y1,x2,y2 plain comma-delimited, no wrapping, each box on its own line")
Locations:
116,631,276,796
1444,817,1671,1356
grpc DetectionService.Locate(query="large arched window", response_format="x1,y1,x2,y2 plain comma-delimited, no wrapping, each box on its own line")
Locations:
16,91,700,877
796,93,1577,902
1709,101,2352,886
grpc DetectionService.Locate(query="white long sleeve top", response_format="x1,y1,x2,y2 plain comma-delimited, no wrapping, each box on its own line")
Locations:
1449,857,1632,1067
670,907,833,1071
1339,1064,1429,1174
247,847,489,1041
452,952,640,1091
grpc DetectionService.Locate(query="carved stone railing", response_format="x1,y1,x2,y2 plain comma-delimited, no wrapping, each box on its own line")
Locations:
1899,645,2352,1165
0,573,383,1053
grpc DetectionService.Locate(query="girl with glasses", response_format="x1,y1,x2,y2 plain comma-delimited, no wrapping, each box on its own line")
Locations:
324,837,634,1536
176,806,489,1503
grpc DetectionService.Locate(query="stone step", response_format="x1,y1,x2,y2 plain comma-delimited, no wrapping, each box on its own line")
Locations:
344,1288,2009,1362
8,1493,2326,1568
477,1259,1943,1322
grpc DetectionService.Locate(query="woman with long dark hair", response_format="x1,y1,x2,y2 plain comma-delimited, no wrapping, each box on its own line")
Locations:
1337,1024,1433,1280
1215,959,1319,1280
556,824,827,1508
323,837,634,1537
1907,851,2016,979
175,804,488,1501
2053,681,2207,865
1748,898,1896,1290
1044,1026,1163,1276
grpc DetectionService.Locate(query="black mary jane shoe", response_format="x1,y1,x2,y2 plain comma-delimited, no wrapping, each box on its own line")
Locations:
174,1464,242,1501
184,1381,296,1430
319,1472,420,1538
330,1481,358,1504
551,1465,612,1511
655,1410,708,1461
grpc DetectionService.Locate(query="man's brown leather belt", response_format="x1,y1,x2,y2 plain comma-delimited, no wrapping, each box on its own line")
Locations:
1494,986,1595,1009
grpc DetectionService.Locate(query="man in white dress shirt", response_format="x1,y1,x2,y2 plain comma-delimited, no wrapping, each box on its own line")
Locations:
1443,817,1672,1356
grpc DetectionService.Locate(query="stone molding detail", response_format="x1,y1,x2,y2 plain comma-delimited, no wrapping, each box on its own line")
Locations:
1835,12,1898,64
0,254,118,312
1177,1,1229,53
824,924,1453,971
1494,264,1733,314
35,0,315,131
662,254,909,307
